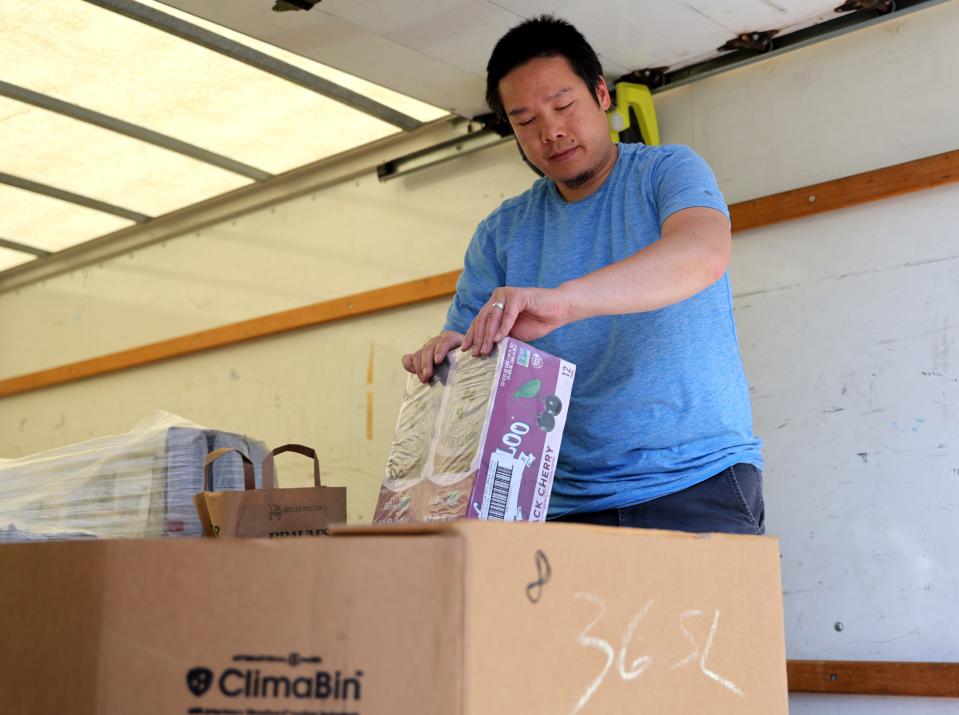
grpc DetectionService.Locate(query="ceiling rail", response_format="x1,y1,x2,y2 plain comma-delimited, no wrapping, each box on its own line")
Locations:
82,0,422,131
0,80,272,182
650,0,949,93
0,237,50,258
0,172,151,223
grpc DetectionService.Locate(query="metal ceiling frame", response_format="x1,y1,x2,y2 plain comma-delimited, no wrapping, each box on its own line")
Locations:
83,0,423,131
0,80,272,183
0,237,50,257
376,127,513,182
0,172,152,223
651,0,948,91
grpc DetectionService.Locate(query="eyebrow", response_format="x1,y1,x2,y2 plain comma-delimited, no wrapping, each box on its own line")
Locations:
507,88,573,117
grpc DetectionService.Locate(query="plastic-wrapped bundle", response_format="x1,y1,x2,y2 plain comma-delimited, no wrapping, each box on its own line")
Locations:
375,338,575,525
431,355,498,476
0,411,268,541
376,352,495,525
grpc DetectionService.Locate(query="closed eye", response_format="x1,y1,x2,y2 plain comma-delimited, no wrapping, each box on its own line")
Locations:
557,102,574,111
518,117,535,126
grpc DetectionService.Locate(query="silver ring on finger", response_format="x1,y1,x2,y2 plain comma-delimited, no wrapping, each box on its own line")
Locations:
492,301,505,310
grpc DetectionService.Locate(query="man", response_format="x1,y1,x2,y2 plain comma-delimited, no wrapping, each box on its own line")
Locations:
401,15,764,534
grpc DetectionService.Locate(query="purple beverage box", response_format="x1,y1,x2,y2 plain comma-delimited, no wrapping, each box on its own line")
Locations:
374,337,575,524
469,338,575,521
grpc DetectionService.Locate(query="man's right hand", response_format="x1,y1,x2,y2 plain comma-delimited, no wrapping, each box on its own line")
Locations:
401,330,464,383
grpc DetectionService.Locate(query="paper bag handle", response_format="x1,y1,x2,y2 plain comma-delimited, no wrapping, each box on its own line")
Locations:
203,448,256,491
261,443,322,489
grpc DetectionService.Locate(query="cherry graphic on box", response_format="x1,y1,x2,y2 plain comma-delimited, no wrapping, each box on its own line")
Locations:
511,379,563,432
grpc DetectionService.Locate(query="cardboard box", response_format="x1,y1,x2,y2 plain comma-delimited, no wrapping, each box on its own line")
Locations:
0,522,787,714
375,337,575,524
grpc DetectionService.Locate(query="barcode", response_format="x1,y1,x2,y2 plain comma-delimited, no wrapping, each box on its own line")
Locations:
487,462,513,520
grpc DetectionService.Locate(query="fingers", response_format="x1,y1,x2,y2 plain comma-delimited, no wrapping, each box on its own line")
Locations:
402,331,466,384
401,338,435,383
478,302,504,356
417,341,437,383
462,295,493,353
462,314,477,352
404,347,428,377
434,331,464,364
470,306,489,356
495,300,522,342
462,290,525,356
465,293,503,356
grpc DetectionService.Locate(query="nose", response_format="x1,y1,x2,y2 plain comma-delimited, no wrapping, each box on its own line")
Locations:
539,114,566,143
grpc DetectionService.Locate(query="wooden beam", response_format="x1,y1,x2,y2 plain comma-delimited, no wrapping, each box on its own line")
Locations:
3,149,959,399
0,271,460,399
729,149,959,232
787,660,959,697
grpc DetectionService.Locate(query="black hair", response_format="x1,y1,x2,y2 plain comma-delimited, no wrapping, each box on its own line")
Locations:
485,15,605,122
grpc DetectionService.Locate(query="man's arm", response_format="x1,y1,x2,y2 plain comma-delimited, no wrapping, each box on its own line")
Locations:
561,205,730,321
461,206,731,355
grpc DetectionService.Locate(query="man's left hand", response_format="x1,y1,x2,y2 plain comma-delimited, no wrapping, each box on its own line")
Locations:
461,286,572,356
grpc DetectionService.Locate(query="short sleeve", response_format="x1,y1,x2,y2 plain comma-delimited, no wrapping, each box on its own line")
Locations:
653,146,730,226
442,219,505,334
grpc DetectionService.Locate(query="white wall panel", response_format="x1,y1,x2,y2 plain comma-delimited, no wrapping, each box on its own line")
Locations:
731,185,959,667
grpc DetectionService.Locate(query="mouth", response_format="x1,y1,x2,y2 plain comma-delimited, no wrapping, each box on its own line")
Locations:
548,146,578,162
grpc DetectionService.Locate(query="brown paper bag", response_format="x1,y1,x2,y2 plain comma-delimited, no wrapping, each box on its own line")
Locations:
192,444,347,538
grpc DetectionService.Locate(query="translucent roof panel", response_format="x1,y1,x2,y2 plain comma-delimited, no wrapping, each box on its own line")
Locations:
0,97,252,217
2,1,403,175
150,0,450,125
0,185,134,253
0,0,448,276
0,247,37,273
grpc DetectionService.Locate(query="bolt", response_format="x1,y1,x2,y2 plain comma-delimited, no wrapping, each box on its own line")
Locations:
808,195,817,203
834,621,844,631
829,673,838,681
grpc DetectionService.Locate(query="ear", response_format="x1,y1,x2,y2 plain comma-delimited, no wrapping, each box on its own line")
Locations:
594,76,612,112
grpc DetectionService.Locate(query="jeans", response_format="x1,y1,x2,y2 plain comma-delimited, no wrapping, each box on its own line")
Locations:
550,463,765,535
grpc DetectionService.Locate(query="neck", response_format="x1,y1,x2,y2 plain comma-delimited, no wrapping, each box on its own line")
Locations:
557,143,619,202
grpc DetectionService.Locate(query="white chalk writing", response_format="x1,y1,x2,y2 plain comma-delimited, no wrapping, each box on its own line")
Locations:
670,609,744,697
569,593,744,714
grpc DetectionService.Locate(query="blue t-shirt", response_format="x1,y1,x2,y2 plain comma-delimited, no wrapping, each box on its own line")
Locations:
443,143,763,517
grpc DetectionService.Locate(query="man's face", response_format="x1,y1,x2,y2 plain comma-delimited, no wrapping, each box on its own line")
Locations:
499,55,616,201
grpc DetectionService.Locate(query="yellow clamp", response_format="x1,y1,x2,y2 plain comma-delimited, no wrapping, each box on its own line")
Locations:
607,82,660,145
